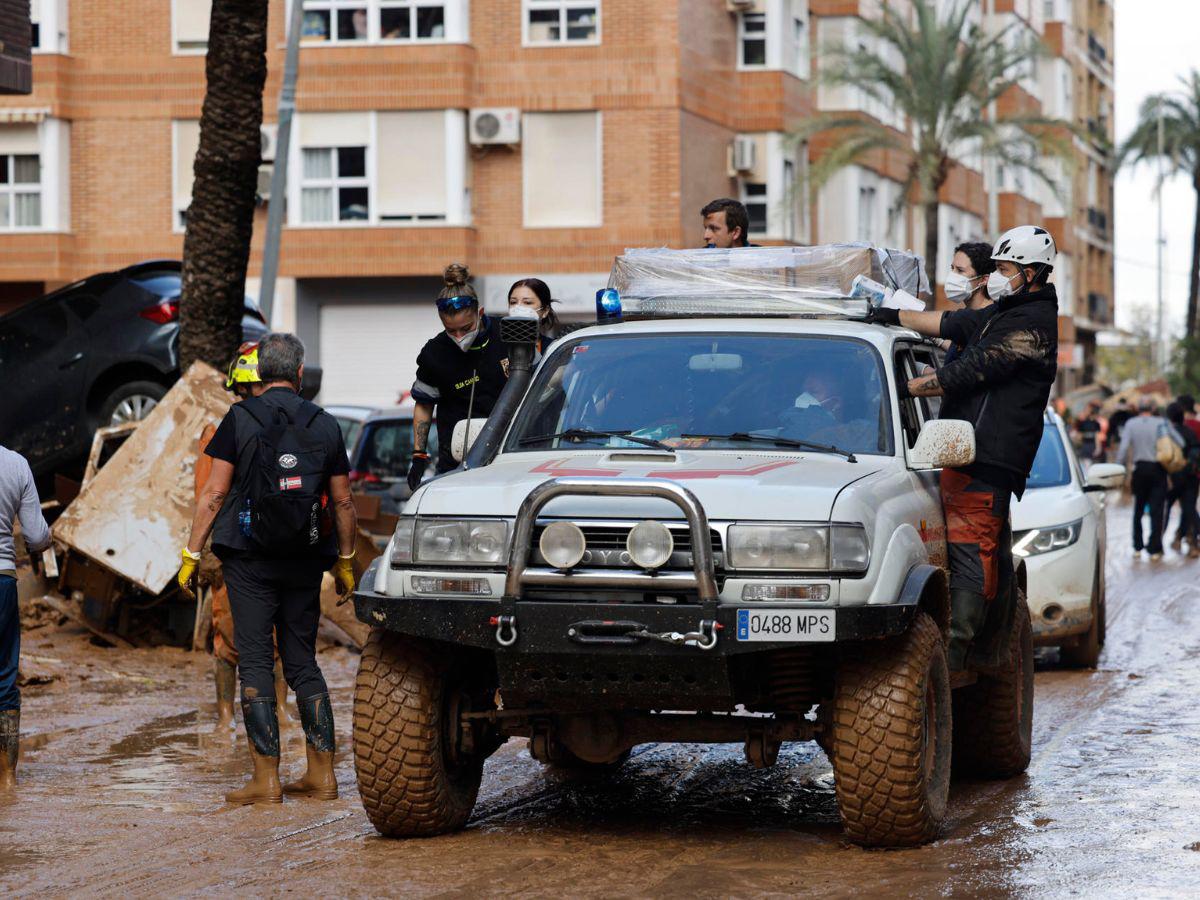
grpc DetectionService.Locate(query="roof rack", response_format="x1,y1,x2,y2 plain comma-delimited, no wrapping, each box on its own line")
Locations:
605,243,929,320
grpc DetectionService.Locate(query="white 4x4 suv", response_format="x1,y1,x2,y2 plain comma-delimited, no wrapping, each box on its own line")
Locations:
350,277,1034,848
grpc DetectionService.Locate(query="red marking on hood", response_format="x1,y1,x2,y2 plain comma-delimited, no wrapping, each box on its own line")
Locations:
529,459,625,477
647,460,797,479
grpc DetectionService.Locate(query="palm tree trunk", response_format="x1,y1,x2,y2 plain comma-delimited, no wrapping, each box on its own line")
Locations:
923,199,939,300
1188,172,1200,340
178,0,269,372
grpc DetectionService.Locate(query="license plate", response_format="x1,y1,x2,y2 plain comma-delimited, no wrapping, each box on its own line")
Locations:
736,608,836,642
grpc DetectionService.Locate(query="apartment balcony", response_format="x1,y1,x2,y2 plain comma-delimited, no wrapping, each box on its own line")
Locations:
1087,206,1109,238
1087,31,1108,64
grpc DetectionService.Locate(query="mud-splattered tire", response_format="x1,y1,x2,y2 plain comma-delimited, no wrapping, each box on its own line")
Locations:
353,629,483,837
1060,568,1101,669
953,594,1034,777
830,611,952,848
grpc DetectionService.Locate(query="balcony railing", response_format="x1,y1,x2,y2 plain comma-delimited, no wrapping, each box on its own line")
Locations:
1087,31,1108,64
1087,291,1110,323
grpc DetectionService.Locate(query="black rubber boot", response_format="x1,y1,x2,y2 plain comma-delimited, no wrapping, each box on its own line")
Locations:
0,709,18,789
225,697,281,805
948,589,989,672
283,693,337,800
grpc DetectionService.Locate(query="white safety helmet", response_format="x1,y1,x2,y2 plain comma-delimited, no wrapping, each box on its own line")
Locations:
991,225,1056,269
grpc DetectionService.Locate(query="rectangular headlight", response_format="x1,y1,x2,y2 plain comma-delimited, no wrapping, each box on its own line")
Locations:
390,518,415,567
728,525,828,570
831,525,870,573
414,519,510,565
1013,519,1081,558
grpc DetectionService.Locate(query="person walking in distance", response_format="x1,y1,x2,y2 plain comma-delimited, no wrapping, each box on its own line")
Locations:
869,225,1060,670
407,264,509,488
1164,401,1200,556
0,445,51,788
1116,397,1182,560
1072,402,1105,471
178,333,358,804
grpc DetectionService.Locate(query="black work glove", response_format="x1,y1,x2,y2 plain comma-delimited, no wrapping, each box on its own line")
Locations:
865,306,901,327
407,452,430,491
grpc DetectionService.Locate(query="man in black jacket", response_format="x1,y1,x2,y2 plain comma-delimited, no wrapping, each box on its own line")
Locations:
872,225,1059,670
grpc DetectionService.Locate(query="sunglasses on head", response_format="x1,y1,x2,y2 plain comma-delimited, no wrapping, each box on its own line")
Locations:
437,295,477,313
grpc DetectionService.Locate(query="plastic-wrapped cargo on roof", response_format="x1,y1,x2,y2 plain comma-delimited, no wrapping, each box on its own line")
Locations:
607,243,929,317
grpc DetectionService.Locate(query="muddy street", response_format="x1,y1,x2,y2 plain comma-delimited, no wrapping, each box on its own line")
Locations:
3,500,1200,898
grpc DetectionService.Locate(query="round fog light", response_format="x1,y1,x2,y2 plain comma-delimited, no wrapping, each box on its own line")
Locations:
540,522,586,569
627,521,674,570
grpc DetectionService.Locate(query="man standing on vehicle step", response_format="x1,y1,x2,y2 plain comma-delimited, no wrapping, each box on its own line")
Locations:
0,444,51,789
869,225,1059,670
178,333,358,804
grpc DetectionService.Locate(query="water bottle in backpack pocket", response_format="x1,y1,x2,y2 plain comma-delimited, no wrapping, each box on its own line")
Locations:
237,399,331,555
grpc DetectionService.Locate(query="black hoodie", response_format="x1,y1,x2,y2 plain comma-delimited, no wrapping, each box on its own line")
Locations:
936,283,1059,497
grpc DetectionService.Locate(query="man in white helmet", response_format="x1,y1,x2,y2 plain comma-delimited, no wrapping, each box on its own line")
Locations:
868,225,1059,671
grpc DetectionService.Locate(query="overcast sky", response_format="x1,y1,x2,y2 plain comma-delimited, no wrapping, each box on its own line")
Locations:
1112,0,1199,340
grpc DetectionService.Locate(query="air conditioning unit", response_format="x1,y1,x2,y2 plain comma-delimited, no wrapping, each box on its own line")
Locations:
730,136,757,174
260,124,279,163
726,0,757,11
469,108,521,146
255,164,273,204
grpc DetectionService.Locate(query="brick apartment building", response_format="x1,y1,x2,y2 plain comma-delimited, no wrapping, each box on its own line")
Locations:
0,0,1112,405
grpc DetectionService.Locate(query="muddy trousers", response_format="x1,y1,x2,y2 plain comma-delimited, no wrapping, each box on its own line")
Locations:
940,470,1013,671
1131,462,1168,554
0,575,18,711
222,556,329,705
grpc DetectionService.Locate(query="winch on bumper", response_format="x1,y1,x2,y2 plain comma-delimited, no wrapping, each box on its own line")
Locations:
353,476,918,710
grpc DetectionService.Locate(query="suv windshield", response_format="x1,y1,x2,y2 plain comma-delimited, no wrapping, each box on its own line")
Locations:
506,333,892,455
1026,422,1072,489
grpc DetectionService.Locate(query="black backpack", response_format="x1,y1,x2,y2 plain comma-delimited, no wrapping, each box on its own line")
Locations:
235,397,331,555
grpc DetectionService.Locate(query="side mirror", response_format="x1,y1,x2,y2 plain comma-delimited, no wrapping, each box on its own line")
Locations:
1084,462,1126,492
451,417,489,463
908,419,975,470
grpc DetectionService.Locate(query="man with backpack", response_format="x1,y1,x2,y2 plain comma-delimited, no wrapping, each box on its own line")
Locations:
178,332,358,805
1116,396,1185,560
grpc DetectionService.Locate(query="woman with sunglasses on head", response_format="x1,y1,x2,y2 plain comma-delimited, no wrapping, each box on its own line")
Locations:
507,278,562,354
407,264,508,489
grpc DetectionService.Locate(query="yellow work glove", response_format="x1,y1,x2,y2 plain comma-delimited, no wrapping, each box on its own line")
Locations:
178,547,202,600
332,553,356,598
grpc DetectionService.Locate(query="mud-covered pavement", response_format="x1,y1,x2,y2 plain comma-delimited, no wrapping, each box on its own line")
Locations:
5,501,1200,898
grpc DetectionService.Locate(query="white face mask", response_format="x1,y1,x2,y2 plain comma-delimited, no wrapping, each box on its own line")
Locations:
945,271,976,304
987,270,1019,301
452,326,480,352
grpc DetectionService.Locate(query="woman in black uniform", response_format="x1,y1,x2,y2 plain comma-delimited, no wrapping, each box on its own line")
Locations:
407,264,509,487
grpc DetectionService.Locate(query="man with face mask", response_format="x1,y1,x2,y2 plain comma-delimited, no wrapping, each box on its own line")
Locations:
408,263,509,487
868,226,1059,671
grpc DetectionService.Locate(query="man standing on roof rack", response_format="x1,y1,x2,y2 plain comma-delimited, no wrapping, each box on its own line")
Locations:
869,225,1059,672
701,198,757,249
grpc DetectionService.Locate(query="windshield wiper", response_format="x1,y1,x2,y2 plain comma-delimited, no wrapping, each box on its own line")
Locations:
681,432,857,463
518,428,672,451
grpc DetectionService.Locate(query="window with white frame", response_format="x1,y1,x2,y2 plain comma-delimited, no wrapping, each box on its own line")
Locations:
173,120,200,228
523,112,602,228
856,184,877,243
0,154,42,229
741,182,767,234
738,12,766,67
299,0,452,43
524,1,599,45
301,147,370,223
173,0,211,53
787,0,809,77
31,0,40,49
31,0,68,53
290,110,468,227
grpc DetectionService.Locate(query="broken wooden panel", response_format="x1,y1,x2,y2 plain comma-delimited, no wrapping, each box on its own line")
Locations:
52,363,231,595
